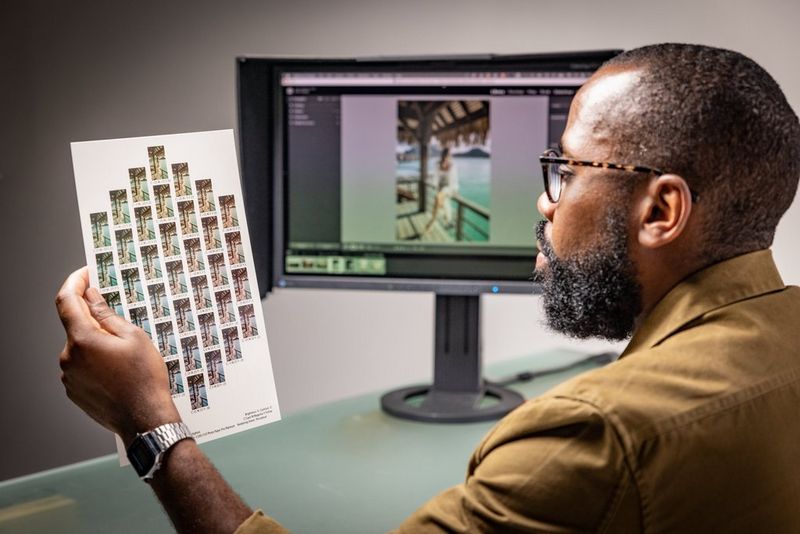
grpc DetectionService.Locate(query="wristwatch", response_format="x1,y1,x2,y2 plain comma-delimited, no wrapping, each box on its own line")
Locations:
126,422,194,481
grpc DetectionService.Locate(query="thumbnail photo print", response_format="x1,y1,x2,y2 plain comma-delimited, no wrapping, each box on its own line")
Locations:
87,144,260,410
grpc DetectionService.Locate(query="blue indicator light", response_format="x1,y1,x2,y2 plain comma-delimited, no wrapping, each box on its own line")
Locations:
492,285,499,293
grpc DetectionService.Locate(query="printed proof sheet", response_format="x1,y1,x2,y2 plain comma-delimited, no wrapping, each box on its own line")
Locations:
71,130,280,462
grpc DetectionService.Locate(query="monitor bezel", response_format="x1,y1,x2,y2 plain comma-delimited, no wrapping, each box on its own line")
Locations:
237,51,621,298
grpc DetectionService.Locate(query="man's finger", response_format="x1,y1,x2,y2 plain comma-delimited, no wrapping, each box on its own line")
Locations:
59,343,70,371
84,287,132,336
55,267,95,338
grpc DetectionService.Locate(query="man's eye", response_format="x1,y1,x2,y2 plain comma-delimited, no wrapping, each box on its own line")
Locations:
558,165,574,181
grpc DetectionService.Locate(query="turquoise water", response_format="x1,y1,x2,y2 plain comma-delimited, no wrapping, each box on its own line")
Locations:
397,157,491,241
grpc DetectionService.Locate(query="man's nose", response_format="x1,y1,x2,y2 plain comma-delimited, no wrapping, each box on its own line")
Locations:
537,191,556,222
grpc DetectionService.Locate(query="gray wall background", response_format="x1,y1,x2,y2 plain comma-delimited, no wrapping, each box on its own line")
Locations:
2,0,799,482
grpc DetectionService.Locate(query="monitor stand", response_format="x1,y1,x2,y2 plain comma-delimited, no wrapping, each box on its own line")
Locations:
381,294,525,423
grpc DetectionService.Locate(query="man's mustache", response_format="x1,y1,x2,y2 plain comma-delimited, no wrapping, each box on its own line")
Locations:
535,220,556,263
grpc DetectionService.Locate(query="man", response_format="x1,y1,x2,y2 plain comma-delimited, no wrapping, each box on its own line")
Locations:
56,43,800,532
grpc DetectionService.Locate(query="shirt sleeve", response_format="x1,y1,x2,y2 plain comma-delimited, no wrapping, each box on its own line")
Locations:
234,510,291,534
393,395,638,533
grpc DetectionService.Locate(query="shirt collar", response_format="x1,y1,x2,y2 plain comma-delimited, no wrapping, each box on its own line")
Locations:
621,249,785,357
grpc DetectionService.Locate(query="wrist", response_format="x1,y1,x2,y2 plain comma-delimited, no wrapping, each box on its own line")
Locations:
127,421,194,481
149,438,195,482
120,395,182,446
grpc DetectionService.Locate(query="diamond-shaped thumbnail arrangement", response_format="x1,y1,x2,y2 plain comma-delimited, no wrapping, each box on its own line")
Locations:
89,145,258,411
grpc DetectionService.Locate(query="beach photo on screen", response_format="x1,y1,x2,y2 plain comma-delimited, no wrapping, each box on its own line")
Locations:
395,100,491,243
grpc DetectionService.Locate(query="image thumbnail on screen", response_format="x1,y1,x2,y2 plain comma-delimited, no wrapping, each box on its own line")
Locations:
396,100,491,243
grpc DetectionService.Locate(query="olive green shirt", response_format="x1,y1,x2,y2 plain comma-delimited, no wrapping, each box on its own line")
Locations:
237,249,800,533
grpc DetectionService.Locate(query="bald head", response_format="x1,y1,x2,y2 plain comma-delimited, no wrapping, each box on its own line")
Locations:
563,66,645,163
586,44,800,263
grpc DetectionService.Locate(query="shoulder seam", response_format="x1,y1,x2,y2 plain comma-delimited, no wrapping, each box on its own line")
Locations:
551,395,649,530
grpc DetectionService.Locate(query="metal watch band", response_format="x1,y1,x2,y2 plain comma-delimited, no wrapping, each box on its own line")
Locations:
128,421,194,481
148,421,193,451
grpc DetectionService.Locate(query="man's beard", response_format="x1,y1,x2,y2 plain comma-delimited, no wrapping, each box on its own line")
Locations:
533,212,642,341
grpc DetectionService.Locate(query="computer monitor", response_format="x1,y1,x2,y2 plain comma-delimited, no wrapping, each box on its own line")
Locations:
237,51,620,422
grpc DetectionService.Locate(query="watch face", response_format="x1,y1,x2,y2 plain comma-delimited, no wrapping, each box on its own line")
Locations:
127,435,160,476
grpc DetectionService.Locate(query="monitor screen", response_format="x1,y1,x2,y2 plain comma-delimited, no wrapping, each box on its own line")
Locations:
237,52,619,296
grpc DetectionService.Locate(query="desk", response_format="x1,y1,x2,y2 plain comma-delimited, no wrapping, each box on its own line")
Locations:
0,349,605,534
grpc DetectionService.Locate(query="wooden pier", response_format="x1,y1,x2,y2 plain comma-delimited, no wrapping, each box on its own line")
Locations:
396,178,490,242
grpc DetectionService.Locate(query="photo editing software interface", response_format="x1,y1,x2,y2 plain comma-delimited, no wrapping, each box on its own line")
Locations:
280,68,591,282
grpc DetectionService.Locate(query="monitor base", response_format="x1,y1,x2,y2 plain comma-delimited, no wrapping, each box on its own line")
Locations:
380,294,525,423
380,383,524,423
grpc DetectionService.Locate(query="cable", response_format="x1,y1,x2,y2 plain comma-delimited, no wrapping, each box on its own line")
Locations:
485,351,618,388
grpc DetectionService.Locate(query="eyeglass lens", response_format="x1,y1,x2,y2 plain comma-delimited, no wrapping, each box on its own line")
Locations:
547,163,562,202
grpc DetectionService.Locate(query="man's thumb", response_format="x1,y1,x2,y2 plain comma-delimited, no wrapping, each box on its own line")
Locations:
84,287,131,336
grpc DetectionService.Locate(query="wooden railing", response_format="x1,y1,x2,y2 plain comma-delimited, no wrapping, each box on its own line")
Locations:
397,177,490,241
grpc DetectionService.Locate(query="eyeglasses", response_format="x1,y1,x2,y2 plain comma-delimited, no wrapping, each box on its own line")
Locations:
539,148,699,203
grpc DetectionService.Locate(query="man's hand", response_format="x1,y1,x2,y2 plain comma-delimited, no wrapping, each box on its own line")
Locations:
56,267,180,445
56,267,259,532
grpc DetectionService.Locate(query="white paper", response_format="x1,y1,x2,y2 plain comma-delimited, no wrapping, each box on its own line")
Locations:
71,130,280,463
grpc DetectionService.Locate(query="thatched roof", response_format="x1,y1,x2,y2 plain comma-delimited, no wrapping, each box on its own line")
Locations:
398,100,489,146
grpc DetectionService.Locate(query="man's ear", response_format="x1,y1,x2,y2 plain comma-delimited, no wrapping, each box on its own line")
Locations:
635,174,693,249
